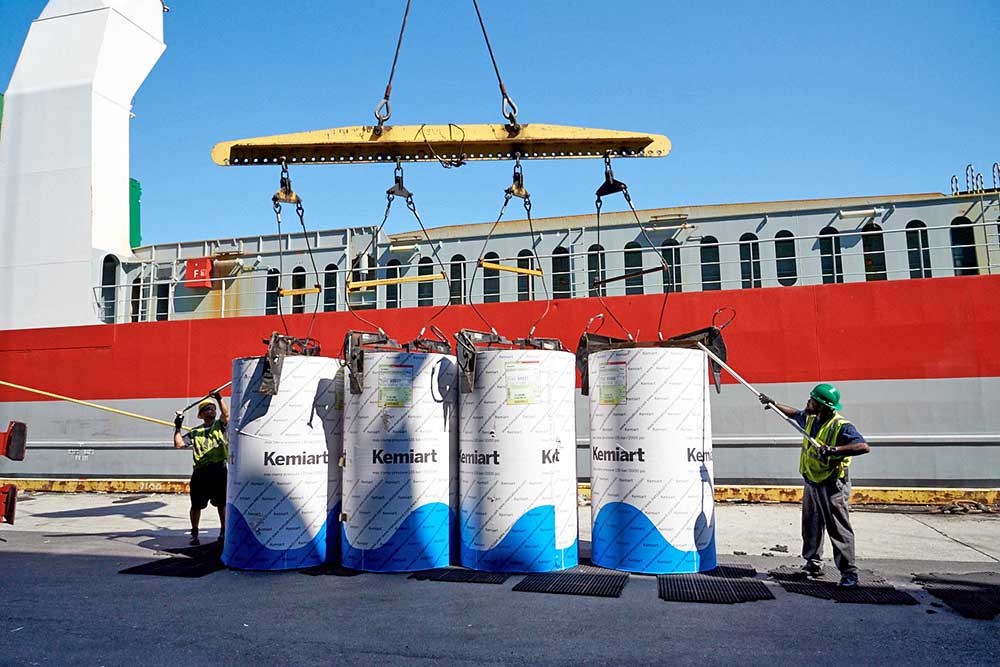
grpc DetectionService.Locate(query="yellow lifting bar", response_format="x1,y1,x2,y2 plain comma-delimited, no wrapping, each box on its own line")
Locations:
478,259,543,277
212,123,671,167
346,272,448,292
277,285,322,297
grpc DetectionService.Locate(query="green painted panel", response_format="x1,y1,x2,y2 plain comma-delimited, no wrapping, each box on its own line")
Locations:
129,178,142,248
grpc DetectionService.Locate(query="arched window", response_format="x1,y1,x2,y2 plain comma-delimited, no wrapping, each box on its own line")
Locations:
819,226,844,284
661,239,682,292
861,223,887,281
417,257,434,306
775,230,797,287
700,236,721,291
517,249,534,301
588,244,606,297
265,268,280,315
905,220,932,279
624,242,644,295
385,260,401,309
130,276,147,323
291,266,306,314
100,255,119,324
739,233,762,289
951,216,978,276
552,247,571,299
323,263,338,312
482,252,500,303
450,254,466,305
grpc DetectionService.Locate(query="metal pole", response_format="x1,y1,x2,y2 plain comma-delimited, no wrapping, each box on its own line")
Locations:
175,380,234,417
695,342,824,451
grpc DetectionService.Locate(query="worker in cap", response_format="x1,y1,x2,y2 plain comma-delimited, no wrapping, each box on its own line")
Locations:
173,390,229,545
759,383,870,588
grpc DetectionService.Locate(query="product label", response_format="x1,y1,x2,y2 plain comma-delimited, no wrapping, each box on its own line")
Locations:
505,361,541,405
378,364,413,408
599,361,628,405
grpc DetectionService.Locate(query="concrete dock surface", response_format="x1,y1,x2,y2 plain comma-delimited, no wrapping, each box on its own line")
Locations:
2,492,999,666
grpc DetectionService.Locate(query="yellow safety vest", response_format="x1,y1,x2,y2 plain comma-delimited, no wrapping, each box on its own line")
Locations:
186,420,228,468
799,413,853,484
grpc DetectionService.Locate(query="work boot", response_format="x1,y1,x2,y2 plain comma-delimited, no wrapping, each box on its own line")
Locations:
800,561,824,578
190,533,200,546
838,572,859,588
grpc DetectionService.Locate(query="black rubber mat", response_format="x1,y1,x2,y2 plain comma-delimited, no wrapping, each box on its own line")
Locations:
657,573,775,604
119,556,225,578
914,572,1000,620
298,563,363,577
770,567,916,605
513,565,629,598
706,564,758,579
409,568,510,584
164,542,223,559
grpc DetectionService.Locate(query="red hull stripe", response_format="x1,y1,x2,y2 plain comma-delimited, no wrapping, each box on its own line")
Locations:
0,276,998,402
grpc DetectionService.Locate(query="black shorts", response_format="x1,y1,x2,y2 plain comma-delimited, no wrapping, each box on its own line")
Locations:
190,461,227,510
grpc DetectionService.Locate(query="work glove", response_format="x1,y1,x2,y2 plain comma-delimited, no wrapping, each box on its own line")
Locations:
174,414,184,431
819,445,839,461
758,394,775,408
210,391,223,403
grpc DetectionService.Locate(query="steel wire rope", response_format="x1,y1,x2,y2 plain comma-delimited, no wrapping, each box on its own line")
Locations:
271,199,291,337
471,0,519,128
372,0,413,134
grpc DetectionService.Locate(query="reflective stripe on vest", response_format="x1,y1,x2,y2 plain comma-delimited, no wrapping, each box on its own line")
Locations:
799,413,853,484
188,420,228,468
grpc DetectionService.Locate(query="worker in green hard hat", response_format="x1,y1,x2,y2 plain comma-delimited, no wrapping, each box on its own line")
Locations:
173,392,229,545
759,383,870,588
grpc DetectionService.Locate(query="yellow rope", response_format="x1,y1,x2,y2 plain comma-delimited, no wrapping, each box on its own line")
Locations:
0,379,190,431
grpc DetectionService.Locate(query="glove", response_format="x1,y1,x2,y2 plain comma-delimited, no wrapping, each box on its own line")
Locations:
173,414,184,431
819,445,839,460
210,391,223,403
758,394,775,408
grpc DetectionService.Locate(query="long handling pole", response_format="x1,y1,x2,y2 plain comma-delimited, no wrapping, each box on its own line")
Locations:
694,343,825,451
175,381,233,417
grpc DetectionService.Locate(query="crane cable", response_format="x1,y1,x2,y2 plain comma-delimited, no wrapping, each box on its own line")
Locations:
372,0,412,136
471,0,519,130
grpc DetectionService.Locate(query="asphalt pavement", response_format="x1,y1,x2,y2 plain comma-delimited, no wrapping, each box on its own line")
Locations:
1,493,998,666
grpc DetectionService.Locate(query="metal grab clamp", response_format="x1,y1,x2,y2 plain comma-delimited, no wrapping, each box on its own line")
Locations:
259,332,321,396
595,155,628,199
404,326,452,355
575,333,629,396
343,330,400,394
0,421,27,461
455,329,510,393
272,159,302,205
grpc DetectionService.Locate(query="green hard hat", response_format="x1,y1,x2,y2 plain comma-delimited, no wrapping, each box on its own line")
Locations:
809,383,842,410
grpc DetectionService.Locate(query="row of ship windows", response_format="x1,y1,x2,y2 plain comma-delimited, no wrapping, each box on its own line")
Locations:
263,217,981,312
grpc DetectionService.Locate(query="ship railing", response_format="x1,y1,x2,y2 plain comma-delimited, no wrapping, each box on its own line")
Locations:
93,218,1000,321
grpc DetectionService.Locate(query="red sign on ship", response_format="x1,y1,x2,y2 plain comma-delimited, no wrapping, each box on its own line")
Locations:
185,258,213,288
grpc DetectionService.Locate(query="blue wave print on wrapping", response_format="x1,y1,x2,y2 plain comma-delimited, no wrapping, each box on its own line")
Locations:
592,501,716,574
222,504,329,571
341,502,451,573
460,505,578,573
325,502,341,565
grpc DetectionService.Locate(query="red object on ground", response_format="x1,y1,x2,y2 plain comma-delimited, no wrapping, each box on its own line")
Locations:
184,258,213,288
0,485,15,525
0,421,26,461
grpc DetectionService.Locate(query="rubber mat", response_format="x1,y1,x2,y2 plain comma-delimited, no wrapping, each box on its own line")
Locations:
164,542,223,559
657,573,775,604
914,572,1000,620
409,568,510,584
770,568,916,605
119,556,225,578
706,564,758,579
513,565,629,598
298,563,363,577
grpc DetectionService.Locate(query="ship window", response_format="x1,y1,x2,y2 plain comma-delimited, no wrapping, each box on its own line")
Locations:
265,268,279,315
819,226,844,284
624,242,644,295
450,255,466,305
418,257,434,306
700,236,721,291
861,223,888,281
155,282,169,321
323,263,338,312
552,247,571,299
385,260,401,309
661,239,682,292
950,216,979,276
905,220,932,279
291,266,306,313
739,233,762,289
483,252,500,303
517,250,534,301
101,255,119,324
130,277,147,323
775,230,797,286
588,244,606,297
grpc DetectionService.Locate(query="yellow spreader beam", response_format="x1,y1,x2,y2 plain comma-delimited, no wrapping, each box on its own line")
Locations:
347,272,448,292
478,260,543,277
212,123,671,166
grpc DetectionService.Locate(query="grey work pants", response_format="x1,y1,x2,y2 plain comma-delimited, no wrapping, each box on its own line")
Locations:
801,476,857,575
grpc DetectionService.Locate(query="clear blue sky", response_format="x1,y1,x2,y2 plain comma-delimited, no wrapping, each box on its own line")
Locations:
2,1,999,246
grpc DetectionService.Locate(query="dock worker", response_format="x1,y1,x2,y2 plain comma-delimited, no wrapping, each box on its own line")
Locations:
173,391,229,545
758,384,870,588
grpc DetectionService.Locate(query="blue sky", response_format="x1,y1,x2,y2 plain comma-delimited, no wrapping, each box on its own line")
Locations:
2,1,999,245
